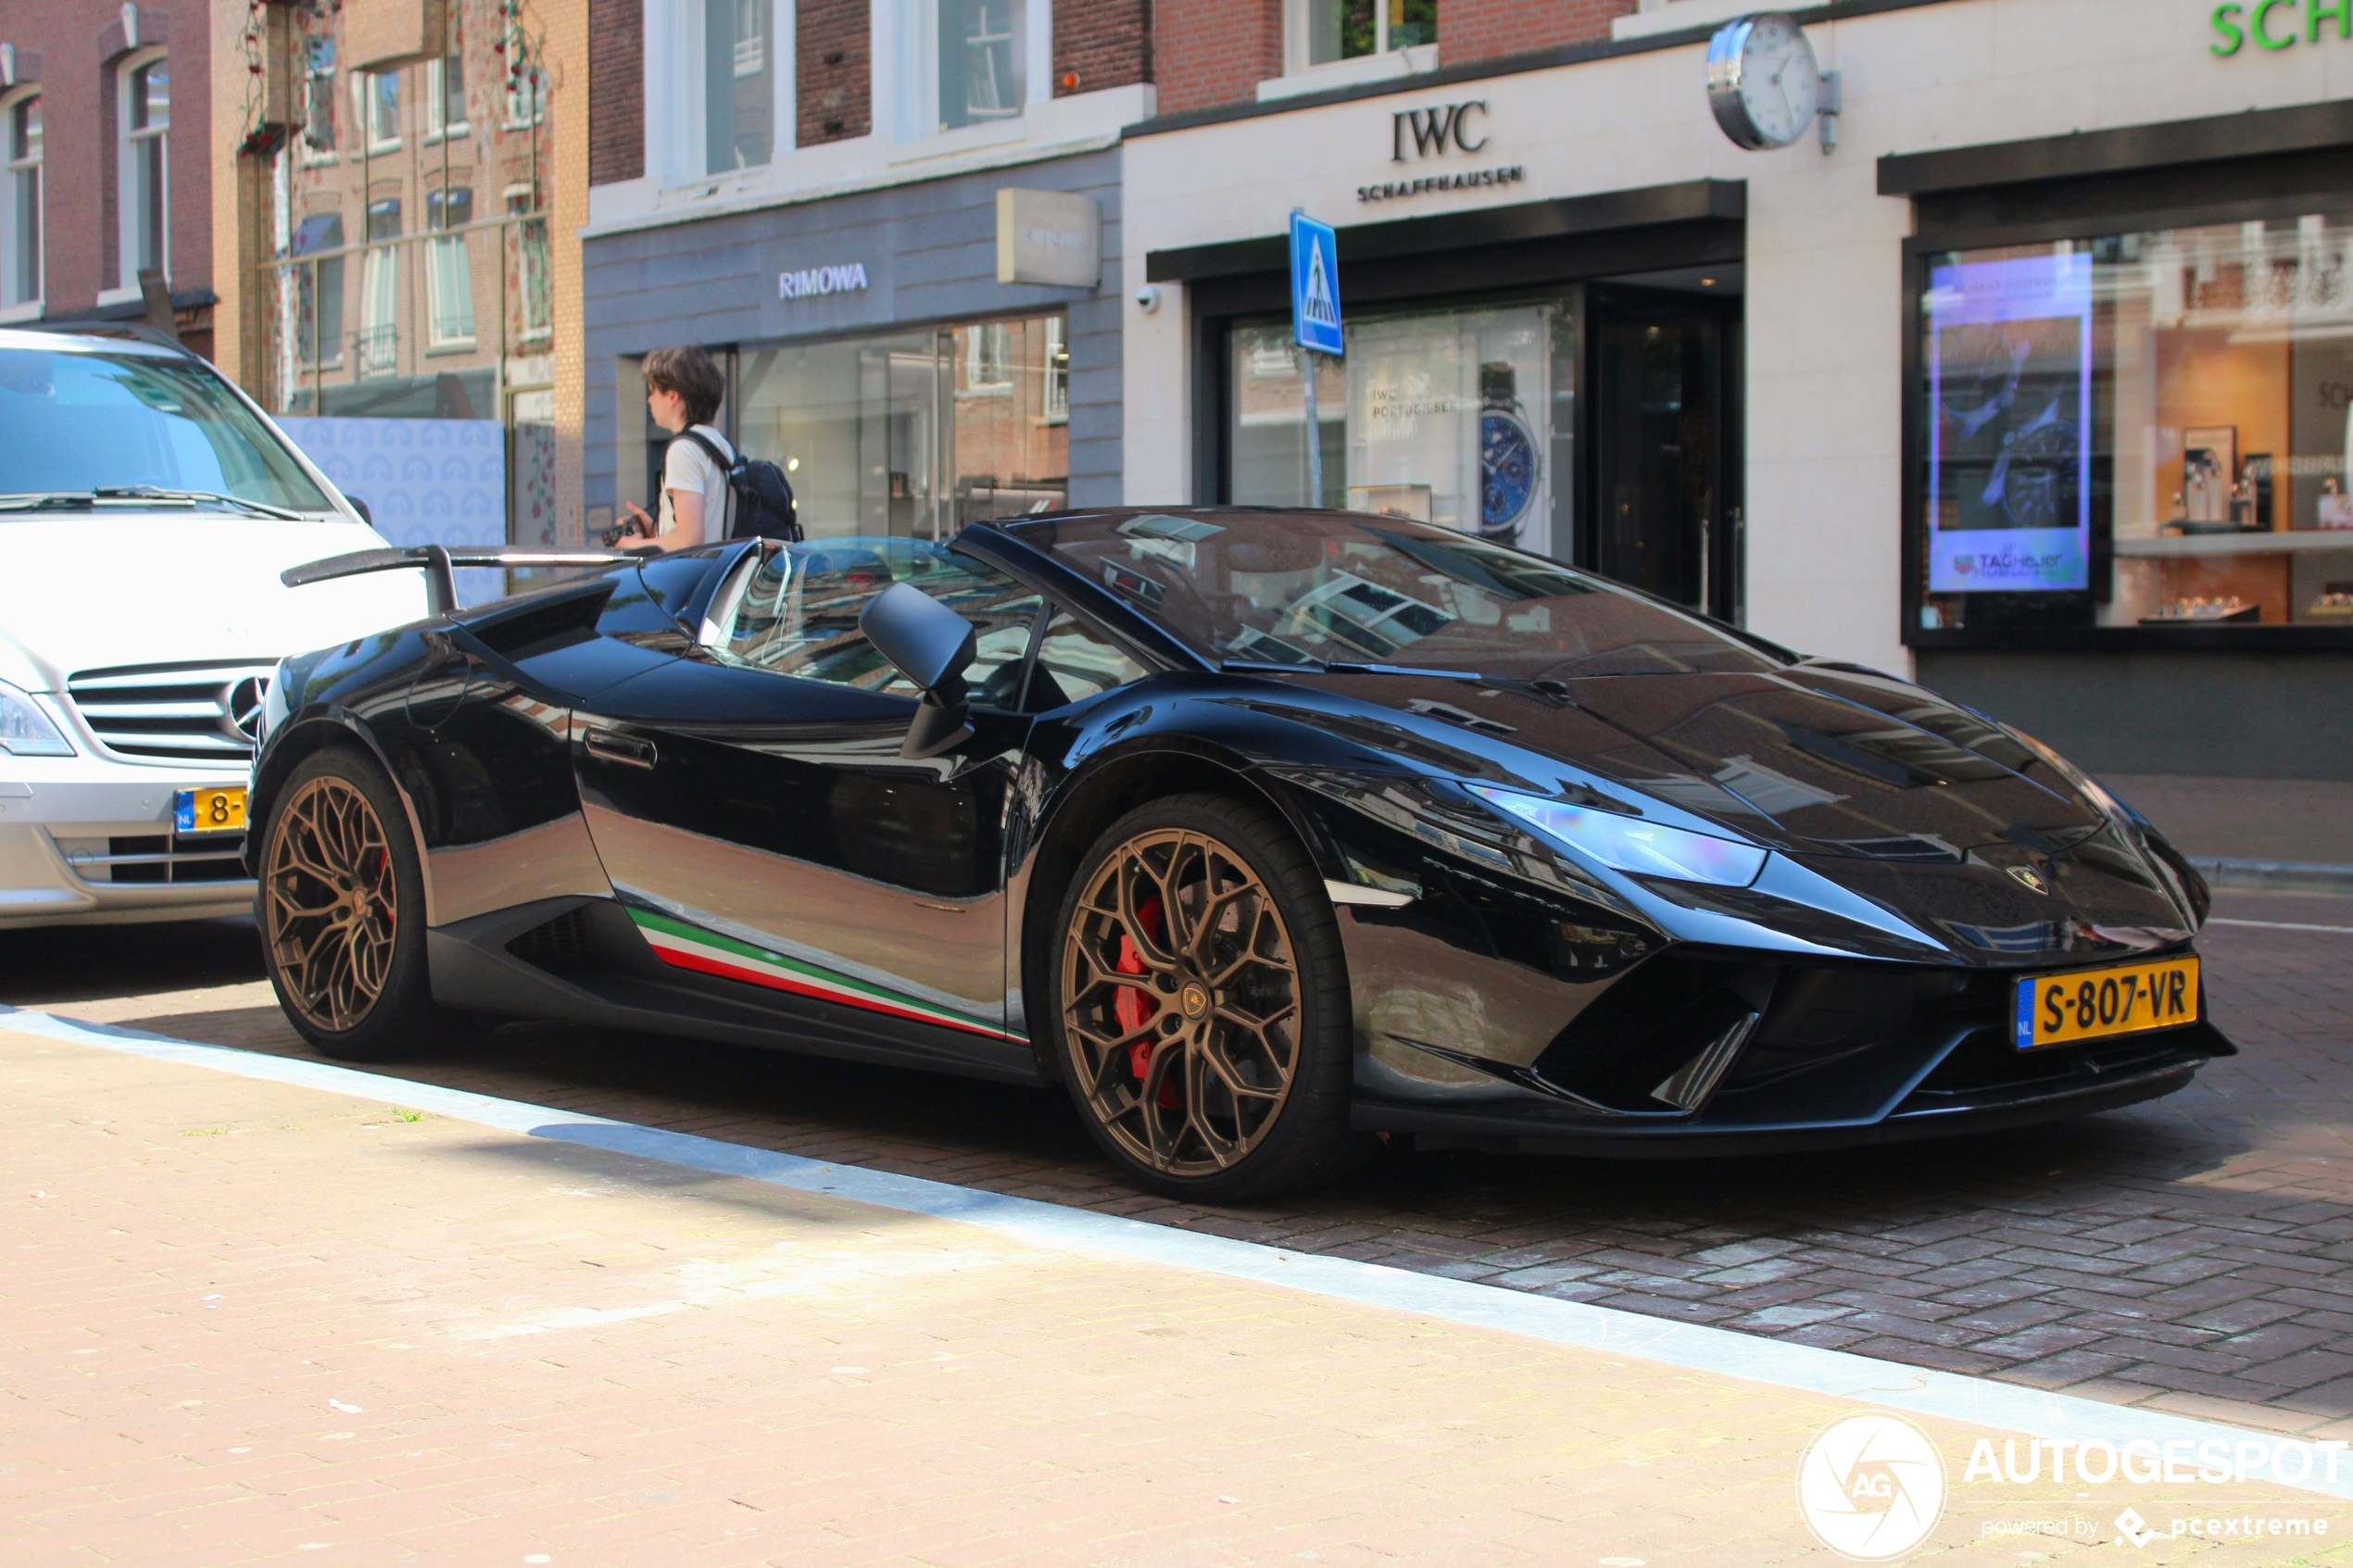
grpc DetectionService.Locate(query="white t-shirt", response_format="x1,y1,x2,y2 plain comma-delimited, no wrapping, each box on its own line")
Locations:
660,425,735,545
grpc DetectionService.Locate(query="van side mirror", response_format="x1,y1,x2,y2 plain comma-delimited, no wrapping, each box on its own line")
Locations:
859,581,977,759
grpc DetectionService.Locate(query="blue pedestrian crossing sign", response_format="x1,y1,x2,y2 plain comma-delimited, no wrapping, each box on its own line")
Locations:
1290,212,1343,357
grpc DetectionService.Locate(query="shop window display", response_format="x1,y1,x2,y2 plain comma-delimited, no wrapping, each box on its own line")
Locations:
722,312,1067,542
1228,301,1573,559
1918,218,2353,632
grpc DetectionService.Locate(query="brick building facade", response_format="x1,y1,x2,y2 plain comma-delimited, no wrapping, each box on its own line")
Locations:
0,0,213,356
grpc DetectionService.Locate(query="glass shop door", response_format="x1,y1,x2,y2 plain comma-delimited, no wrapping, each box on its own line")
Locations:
1587,289,1743,621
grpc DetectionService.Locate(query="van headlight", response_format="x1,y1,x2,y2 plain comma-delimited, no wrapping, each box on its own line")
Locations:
0,681,73,757
1471,784,1768,887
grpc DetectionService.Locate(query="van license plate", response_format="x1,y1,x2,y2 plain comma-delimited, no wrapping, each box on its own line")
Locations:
173,786,247,835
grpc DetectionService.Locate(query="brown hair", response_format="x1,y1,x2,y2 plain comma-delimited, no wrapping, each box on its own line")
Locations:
642,345,725,427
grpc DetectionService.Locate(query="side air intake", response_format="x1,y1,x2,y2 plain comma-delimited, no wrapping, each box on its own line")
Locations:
506,906,595,976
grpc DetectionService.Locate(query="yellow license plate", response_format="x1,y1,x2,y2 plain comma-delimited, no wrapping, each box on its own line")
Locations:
2015,955,2199,1050
173,786,246,835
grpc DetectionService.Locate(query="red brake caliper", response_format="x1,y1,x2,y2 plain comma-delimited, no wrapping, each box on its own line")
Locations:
1112,895,1182,1107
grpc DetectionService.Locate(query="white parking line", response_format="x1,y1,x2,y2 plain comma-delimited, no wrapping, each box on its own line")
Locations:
6,998,2352,1499
2209,918,2353,935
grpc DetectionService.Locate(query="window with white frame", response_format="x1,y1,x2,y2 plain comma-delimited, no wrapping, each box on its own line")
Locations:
505,18,547,126
1290,0,1436,69
292,212,345,369
359,197,400,373
704,0,774,172
965,322,1011,391
1044,316,1067,422
426,44,467,138
506,186,550,342
120,52,168,286
361,69,400,152
424,186,475,349
937,0,1022,132
303,39,336,157
2,93,40,310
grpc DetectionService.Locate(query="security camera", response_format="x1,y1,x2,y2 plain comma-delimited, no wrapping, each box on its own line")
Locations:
1136,284,1162,314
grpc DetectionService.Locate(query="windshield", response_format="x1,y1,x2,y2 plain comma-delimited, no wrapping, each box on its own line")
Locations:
707,537,1044,703
0,340,332,512
1007,510,1782,680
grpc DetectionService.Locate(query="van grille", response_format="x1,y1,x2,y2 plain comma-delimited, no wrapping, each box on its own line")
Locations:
52,834,251,884
65,660,276,763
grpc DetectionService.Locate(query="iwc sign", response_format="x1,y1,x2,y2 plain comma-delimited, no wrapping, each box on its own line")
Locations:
1358,99,1526,204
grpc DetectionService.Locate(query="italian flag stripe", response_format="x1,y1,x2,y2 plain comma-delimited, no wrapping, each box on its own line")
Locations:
627,908,1023,1042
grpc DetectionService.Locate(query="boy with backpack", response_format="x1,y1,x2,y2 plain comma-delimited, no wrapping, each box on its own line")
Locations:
613,345,799,549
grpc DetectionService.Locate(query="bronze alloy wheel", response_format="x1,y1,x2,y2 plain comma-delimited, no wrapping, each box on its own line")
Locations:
264,774,399,1033
1061,826,1302,1177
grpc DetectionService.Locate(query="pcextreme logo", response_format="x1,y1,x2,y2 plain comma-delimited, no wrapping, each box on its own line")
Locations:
1795,1411,1948,1561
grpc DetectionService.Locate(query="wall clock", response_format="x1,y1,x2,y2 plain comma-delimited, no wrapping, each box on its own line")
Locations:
1707,12,1820,151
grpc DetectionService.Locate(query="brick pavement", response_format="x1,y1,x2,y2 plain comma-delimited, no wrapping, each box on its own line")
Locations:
6,890,2353,1448
15,1022,2313,1565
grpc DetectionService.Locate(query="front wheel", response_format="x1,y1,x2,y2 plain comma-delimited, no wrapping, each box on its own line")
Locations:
258,746,461,1060
1049,793,1364,1201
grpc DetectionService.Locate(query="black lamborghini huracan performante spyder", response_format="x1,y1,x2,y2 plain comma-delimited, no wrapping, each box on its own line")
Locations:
249,509,2233,1198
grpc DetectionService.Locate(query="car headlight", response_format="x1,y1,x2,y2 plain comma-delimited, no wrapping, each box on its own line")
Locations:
0,680,73,757
1470,784,1768,887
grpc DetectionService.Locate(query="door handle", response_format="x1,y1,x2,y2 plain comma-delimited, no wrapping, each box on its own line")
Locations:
584,728,658,769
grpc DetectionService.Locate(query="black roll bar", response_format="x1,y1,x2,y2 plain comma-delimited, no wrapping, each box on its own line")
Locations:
282,545,646,616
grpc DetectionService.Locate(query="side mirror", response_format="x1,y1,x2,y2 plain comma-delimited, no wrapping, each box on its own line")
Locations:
859,581,978,759
346,494,374,525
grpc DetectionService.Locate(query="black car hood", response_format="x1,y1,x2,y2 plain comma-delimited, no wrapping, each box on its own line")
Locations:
1264,664,2190,960
1281,666,2105,857
1555,671,2108,858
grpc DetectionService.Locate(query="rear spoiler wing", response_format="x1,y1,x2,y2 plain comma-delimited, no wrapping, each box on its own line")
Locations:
283,544,646,616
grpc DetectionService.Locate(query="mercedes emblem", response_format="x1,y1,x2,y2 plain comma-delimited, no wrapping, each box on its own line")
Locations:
227,676,269,742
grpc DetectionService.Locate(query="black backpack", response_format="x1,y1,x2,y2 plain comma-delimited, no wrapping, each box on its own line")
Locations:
681,428,800,543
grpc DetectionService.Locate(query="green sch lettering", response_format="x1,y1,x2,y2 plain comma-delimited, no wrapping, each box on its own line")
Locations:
2213,2,2247,53
2255,0,2299,47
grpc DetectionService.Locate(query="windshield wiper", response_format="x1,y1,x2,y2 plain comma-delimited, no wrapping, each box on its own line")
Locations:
1218,658,1482,682
91,484,306,521
0,491,99,510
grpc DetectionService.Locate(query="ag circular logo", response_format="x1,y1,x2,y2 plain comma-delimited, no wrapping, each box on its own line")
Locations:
1794,1411,1946,1561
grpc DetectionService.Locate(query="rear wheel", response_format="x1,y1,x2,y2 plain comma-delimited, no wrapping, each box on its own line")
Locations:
1050,794,1363,1201
258,747,459,1060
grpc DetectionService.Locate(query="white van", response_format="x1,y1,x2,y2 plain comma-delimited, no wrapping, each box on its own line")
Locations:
0,327,425,929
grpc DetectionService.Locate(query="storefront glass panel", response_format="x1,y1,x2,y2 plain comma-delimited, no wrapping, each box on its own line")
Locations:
1227,299,1575,559
711,312,1069,542
1918,219,2353,632
255,0,554,602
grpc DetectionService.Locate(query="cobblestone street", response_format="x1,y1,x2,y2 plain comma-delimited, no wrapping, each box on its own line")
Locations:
11,888,2353,1443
